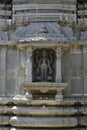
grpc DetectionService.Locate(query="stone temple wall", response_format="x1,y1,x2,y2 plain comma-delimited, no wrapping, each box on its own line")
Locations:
0,45,87,97
0,0,87,129
0,46,87,130
0,46,25,96
62,46,87,96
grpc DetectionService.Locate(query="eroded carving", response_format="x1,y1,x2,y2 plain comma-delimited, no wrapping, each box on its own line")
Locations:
32,49,56,82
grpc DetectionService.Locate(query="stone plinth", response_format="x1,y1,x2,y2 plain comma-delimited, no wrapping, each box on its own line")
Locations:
10,116,78,128
22,82,67,101
11,106,77,116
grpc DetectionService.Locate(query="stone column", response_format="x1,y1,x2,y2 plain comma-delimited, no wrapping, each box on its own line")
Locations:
82,46,87,95
0,47,6,96
26,47,32,83
55,90,63,101
17,50,26,94
56,47,62,83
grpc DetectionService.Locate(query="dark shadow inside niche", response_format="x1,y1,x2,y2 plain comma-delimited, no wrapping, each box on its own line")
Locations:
32,48,56,82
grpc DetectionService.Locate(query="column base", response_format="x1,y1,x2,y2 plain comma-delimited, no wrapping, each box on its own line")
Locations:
55,91,63,101
25,92,32,100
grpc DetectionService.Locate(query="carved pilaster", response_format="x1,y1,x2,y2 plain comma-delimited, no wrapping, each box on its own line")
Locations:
26,47,32,83
56,47,62,83
55,90,63,101
25,92,32,100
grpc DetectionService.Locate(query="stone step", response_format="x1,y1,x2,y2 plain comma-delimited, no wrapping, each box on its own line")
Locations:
79,116,87,126
13,3,76,11
0,116,9,125
10,106,77,116
13,13,76,23
0,105,78,116
79,107,87,115
13,95,77,106
10,116,78,128
0,96,87,106
0,128,9,130
10,128,79,130
2,128,87,130
12,0,76,4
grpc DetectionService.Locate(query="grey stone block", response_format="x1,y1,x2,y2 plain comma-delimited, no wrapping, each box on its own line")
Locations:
79,116,87,126
70,77,83,95
0,116,9,125
6,78,17,96
10,116,78,128
10,128,78,130
6,49,18,70
84,77,87,94
71,53,82,70
0,77,6,96
11,106,77,116
0,128,9,130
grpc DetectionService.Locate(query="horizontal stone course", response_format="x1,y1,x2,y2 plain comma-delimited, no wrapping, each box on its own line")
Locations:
10,128,78,130
11,106,77,116
79,117,87,126
10,116,78,127
0,116,9,125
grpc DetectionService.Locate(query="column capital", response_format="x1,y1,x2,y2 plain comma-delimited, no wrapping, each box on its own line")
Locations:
26,47,32,83
56,47,62,58
56,47,61,52
27,47,32,59
27,47,32,53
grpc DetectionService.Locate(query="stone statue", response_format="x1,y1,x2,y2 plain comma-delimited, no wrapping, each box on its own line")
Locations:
36,49,52,82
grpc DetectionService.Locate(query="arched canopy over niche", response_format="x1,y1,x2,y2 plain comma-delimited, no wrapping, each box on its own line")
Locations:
32,48,56,82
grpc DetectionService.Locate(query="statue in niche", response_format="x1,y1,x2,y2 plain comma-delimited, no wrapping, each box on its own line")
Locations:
36,49,52,82
33,49,55,82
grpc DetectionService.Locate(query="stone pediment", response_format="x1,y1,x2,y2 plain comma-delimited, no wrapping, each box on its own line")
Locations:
13,22,75,43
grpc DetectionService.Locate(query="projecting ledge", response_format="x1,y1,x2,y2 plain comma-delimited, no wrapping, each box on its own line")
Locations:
22,82,67,101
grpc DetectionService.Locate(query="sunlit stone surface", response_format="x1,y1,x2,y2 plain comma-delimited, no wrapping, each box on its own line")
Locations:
0,0,87,129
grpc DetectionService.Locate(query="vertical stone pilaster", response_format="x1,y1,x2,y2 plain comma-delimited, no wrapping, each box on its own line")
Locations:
26,47,32,83
56,47,62,83
0,47,6,96
17,50,26,94
82,46,87,95
6,47,19,96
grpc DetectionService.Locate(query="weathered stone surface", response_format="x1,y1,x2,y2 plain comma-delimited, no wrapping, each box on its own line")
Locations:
0,116,9,125
0,128,9,130
13,95,77,106
0,47,6,96
13,22,75,43
22,82,67,93
79,107,87,115
6,47,19,96
80,31,87,41
10,128,78,130
0,1,87,130
80,99,87,105
10,116,78,127
70,77,83,95
11,106,77,116
81,47,87,95
0,97,9,105
0,31,9,42
79,128,87,130
79,117,87,126
0,106,7,114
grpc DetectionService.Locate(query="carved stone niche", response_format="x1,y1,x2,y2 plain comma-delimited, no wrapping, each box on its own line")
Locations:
32,49,56,82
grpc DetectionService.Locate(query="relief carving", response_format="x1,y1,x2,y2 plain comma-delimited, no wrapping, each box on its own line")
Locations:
32,49,56,82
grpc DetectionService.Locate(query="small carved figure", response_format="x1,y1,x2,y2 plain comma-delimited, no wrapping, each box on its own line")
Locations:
33,49,55,82
36,49,52,82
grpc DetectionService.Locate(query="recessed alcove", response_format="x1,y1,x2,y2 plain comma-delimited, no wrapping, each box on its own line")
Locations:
32,48,56,82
